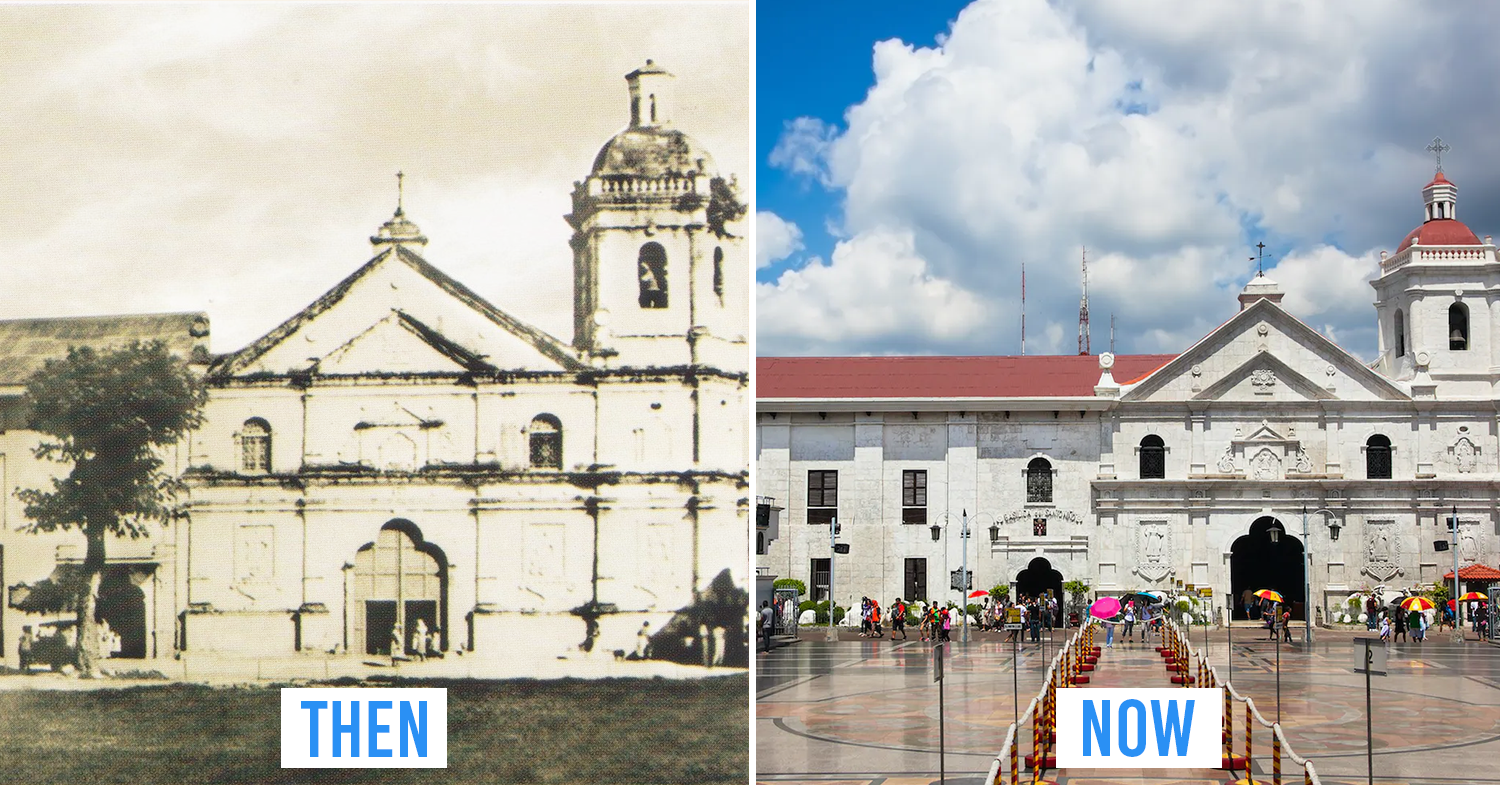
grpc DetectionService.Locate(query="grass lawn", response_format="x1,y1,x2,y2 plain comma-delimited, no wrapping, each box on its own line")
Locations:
0,676,747,784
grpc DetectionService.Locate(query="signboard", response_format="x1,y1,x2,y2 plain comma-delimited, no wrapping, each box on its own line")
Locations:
1352,638,1386,675
1185,583,1196,591
1197,588,1214,598
950,569,973,591
933,643,945,682
833,543,850,554
1055,688,1222,768
1004,623,1025,631
1007,608,1023,624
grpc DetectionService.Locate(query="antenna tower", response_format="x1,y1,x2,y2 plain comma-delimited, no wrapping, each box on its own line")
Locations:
1021,263,1026,356
1078,247,1090,356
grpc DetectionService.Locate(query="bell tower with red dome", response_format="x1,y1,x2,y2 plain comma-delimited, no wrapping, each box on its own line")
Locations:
1372,158,1500,396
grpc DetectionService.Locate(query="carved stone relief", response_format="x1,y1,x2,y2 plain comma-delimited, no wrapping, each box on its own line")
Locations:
1249,448,1280,480
1217,445,1238,473
1459,521,1481,564
1134,521,1172,583
1452,436,1479,473
1363,520,1402,583
1250,369,1276,394
1293,448,1313,474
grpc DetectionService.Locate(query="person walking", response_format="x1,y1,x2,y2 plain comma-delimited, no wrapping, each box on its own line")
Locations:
1281,607,1293,643
893,598,908,640
871,601,883,639
1393,606,1407,642
1122,605,1136,641
1028,600,1041,643
17,626,33,675
940,608,952,642
1379,613,1391,642
760,601,774,652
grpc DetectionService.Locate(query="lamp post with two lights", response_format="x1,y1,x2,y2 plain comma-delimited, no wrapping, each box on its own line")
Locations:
931,509,999,644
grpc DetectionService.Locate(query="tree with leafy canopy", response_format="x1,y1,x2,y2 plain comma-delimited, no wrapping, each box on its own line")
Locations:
17,341,206,676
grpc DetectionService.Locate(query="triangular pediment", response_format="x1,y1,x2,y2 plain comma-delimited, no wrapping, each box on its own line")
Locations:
213,246,585,378
318,311,495,375
1122,299,1410,403
1191,352,1335,402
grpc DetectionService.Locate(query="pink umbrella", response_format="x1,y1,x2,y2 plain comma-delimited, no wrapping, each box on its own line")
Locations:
1089,597,1122,620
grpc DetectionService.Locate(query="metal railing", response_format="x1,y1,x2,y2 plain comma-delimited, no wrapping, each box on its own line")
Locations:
1162,619,1323,785
988,621,1101,784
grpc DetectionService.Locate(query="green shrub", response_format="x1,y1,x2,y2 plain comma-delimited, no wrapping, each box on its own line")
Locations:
774,578,806,596
966,603,982,618
990,584,1010,600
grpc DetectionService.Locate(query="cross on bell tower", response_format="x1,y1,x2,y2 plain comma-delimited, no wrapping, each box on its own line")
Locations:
1426,137,1451,174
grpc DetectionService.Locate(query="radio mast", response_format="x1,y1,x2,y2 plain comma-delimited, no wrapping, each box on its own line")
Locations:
1021,263,1026,356
1078,247,1090,356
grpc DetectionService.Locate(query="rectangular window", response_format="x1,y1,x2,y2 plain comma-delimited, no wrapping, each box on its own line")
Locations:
904,558,928,602
808,470,838,525
811,558,831,602
1033,518,1047,537
902,470,926,524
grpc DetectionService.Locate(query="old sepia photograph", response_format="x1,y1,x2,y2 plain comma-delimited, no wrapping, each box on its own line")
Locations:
0,3,749,782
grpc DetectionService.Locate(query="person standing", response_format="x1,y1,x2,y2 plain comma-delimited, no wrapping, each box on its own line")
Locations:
759,601,774,653
1281,607,1293,643
1028,600,1041,642
1122,605,1136,641
390,622,404,667
636,621,653,659
17,626,34,675
1393,607,1407,642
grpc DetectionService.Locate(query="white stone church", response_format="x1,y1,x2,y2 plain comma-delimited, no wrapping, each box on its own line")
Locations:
1,61,748,667
757,169,1500,624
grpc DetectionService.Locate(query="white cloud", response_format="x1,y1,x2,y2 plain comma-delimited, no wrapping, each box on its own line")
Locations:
757,228,987,355
760,0,1500,359
756,211,804,269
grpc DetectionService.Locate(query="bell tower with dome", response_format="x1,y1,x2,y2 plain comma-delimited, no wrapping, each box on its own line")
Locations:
565,60,747,372
1372,165,1500,396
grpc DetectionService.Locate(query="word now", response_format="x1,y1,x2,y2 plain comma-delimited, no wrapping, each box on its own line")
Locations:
1056,688,1221,769
281,687,448,768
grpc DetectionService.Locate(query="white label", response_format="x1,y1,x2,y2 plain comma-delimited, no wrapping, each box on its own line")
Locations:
281,687,448,768
1055,688,1221,768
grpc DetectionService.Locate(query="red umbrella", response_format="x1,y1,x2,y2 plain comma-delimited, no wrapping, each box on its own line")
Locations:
969,590,990,599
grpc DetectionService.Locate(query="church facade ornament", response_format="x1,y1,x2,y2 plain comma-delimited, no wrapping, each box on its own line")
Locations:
1134,521,1173,583
1363,520,1402,583
1250,368,1276,394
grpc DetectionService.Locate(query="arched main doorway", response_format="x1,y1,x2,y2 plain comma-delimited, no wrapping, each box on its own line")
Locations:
1015,557,1064,605
352,520,448,656
97,569,147,659
1230,517,1305,620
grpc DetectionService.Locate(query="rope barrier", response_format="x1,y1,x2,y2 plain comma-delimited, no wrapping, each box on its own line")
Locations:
1161,620,1323,785
988,622,1092,785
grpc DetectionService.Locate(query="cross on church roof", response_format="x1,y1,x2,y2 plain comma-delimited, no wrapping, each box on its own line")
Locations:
396,170,405,216
1426,136,1451,173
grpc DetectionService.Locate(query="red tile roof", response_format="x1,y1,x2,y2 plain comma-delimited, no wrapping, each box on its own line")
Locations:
757,354,1178,399
1397,218,1480,252
1444,564,1500,581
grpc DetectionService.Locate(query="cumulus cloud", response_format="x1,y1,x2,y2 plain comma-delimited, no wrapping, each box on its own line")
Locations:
756,228,987,355
756,211,804,269
759,0,1500,359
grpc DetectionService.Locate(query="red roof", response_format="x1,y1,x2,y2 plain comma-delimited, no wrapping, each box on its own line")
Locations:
1425,171,1453,189
1397,218,1480,252
1444,564,1500,581
757,354,1178,399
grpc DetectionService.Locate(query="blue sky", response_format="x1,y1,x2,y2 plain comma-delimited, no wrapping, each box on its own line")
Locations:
756,0,1500,360
757,1,973,271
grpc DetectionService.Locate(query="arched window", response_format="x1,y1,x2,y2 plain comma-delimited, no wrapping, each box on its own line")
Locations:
240,418,271,473
1394,309,1406,357
712,246,725,302
1366,434,1392,480
529,415,562,469
1139,435,1166,479
1449,303,1469,351
638,242,668,309
1026,457,1053,504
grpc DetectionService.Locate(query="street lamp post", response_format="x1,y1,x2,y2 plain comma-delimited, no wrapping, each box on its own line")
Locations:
932,510,991,644
826,515,839,642
1448,506,1463,642
1298,506,1342,646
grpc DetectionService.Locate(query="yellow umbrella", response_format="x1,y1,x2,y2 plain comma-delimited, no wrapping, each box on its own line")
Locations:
1400,596,1435,611
1253,589,1284,603
1458,591,1488,601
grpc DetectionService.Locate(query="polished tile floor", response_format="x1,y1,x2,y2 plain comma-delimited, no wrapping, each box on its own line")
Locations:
756,628,1500,785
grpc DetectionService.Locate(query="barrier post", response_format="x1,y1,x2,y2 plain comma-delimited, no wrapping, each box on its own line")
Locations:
1010,732,1019,785
1222,687,1231,766
1273,730,1282,785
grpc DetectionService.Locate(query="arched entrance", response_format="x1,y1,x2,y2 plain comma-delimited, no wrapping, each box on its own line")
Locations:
1015,557,1064,605
97,569,147,659
1230,517,1305,620
352,520,447,656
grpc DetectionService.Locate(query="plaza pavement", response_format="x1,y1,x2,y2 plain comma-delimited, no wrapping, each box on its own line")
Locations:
757,626,1500,785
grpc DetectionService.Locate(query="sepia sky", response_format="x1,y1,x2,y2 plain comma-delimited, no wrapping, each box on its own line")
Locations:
0,3,748,353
